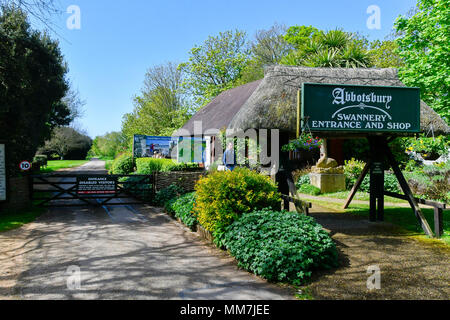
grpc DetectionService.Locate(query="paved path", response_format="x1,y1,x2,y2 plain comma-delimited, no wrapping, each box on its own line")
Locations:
0,160,294,300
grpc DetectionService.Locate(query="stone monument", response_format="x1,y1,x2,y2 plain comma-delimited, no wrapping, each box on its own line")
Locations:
309,139,346,193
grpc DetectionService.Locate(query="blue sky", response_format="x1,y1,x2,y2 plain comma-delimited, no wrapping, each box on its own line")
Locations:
36,0,417,138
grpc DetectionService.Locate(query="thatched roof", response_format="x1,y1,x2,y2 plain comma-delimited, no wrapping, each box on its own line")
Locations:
173,80,262,136
229,66,449,136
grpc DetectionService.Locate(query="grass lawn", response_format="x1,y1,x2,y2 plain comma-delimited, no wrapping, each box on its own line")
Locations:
320,191,405,204
0,206,45,233
40,160,89,173
308,198,450,245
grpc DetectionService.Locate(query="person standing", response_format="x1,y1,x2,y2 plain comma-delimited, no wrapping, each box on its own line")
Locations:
223,142,236,171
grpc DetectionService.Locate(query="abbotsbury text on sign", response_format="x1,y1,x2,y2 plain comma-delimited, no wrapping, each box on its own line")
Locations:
302,83,421,134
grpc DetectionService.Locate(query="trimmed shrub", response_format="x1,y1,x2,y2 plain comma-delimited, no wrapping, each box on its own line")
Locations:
223,209,339,285
136,158,200,174
167,192,197,229
154,184,185,206
298,184,321,196
110,153,134,175
194,168,281,244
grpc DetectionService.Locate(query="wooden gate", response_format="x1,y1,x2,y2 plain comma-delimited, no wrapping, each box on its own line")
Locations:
32,174,154,207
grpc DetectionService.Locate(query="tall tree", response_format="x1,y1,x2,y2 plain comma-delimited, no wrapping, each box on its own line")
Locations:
121,62,190,143
0,5,70,176
38,127,92,160
237,24,292,85
395,0,449,123
368,39,404,68
178,30,250,107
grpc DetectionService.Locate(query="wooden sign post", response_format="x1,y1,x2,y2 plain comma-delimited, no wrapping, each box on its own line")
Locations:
301,82,437,238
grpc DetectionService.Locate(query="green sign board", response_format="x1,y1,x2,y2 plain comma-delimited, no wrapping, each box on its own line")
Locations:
302,83,421,134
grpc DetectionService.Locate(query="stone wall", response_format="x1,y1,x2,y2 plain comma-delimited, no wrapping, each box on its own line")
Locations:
154,171,207,192
0,176,31,212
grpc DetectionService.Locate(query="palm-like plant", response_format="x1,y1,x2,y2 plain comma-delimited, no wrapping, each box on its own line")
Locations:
281,29,372,68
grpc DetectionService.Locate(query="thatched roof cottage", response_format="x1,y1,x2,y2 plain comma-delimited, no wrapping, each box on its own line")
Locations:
175,66,449,165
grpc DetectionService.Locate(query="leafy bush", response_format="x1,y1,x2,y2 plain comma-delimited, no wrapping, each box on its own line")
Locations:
110,153,135,175
406,161,450,203
223,209,339,285
406,136,449,158
194,168,281,244
295,174,311,189
166,192,197,229
136,158,200,174
344,158,366,190
154,184,185,206
298,184,321,196
33,155,48,167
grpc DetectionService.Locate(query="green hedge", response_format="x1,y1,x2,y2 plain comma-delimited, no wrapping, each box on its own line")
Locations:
135,158,199,174
298,184,321,196
223,209,338,285
110,153,135,175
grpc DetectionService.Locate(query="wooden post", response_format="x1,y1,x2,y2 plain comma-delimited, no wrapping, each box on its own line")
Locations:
343,161,370,209
434,208,444,238
383,141,434,237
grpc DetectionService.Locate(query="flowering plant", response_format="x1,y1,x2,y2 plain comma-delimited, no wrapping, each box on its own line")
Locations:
405,136,449,160
282,134,323,152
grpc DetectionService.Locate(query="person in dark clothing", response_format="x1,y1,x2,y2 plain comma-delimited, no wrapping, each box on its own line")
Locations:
223,142,236,171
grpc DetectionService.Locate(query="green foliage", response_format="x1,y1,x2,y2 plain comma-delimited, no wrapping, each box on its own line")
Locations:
0,6,71,177
281,28,371,68
223,209,339,285
89,131,128,160
178,30,250,107
135,158,199,174
298,184,321,196
344,158,367,189
38,126,92,160
33,155,48,167
167,192,197,229
368,40,404,68
395,0,450,123
406,136,449,159
154,184,185,206
194,168,281,245
110,153,135,175
406,161,450,203
296,174,311,189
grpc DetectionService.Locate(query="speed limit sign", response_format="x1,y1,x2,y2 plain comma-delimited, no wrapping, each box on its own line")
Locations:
19,161,32,171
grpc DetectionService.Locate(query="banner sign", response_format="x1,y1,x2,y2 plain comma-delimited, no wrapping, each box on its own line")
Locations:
77,176,117,195
0,144,6,201
133,135,177,158
302,83,421,134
